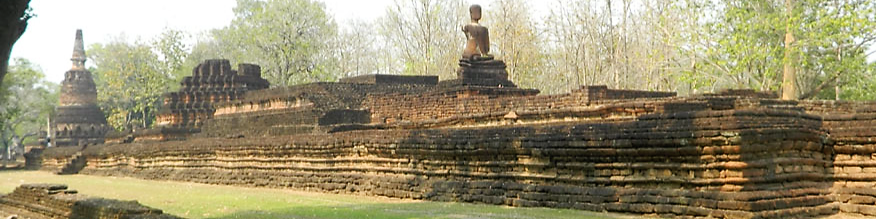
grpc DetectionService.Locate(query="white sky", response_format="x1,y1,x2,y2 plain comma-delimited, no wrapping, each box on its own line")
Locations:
9,0,873,84
10,0,501,84
11,0,237,83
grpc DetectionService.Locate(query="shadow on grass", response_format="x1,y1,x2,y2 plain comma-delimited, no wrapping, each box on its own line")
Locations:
206,202,635,219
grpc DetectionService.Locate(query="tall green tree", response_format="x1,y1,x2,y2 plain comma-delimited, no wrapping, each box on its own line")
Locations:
708,0,876,100
89,37,172,130
152,28,191,89
0,58,57,159
795,0,876,100
210,0,338,86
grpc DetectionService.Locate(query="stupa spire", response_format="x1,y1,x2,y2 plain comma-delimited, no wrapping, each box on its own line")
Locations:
71,29,86,69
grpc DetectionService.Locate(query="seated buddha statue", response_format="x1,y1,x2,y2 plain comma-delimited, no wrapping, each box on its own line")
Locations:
461,4,493,61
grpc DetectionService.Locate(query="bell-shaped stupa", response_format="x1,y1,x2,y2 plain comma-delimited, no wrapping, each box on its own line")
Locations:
53,29,109,147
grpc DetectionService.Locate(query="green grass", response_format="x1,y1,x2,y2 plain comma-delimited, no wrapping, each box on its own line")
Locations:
0,171,636,219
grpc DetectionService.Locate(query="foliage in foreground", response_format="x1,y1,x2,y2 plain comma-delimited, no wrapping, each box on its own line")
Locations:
0,58,56,159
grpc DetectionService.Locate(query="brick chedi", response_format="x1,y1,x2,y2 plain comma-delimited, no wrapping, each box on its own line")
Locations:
145,59,268,141
53,29,109,147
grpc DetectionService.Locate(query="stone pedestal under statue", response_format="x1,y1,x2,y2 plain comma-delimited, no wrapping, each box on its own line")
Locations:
454,58,516,87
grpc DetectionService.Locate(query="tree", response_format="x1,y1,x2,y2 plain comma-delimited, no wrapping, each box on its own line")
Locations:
210,0,338,86
542,0,688,94
184,34,226,79
89,37,173,130
705,0,876,100
89,28,195,130
485,0,544,90
793,0,876,100
332,19,387,77
836,62,876,100
0,58,57,159
782,0,798,99
380,0,467,79
0,0,32,86
152,28,191,89
707,1,784,92
656,0,722,95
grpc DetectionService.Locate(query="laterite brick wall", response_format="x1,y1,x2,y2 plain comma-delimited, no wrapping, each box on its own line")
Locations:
41,96,852,218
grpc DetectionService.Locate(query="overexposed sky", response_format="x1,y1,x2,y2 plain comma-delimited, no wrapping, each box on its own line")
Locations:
10,0,497,84
10,0,873,84
11,0,237,83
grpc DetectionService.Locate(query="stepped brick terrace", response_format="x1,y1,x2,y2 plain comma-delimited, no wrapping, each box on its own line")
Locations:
28,58,876,218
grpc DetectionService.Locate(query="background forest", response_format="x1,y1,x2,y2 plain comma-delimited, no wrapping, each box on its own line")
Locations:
2,0,875,154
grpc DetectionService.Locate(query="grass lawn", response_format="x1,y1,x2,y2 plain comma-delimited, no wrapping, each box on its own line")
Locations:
0,171,637,219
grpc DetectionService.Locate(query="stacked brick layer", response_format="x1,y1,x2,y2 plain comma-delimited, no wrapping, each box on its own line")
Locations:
154,59,269,129
0,184,177,219
339,74,438,85
365,85,673,125
801,101,876,217
200,77,539,138
199,82,435,137
39,146,85,173
41,96,851,218
575,85,677,101
132,60,269,142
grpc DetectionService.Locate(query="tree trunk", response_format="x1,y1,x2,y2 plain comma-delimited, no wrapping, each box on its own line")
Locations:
11,132,36,158
835,46,842,101
781,0,797,100
0,0,32,85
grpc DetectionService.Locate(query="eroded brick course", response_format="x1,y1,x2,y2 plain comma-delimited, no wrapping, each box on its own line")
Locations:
42,93,860,218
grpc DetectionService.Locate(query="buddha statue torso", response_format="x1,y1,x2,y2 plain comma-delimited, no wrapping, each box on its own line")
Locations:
461,5,492,60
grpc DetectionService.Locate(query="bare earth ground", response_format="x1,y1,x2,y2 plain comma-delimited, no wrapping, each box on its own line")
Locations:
0,170,639,219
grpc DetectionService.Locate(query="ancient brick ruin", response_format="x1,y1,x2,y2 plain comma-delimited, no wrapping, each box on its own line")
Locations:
106,59,269,143
0,184,177,218
52,30,109,147
36,61,876,218
24,21,876,219
154,59,268,129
